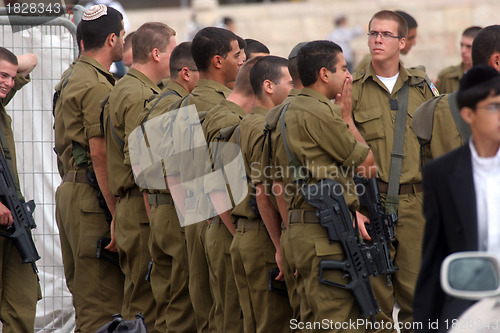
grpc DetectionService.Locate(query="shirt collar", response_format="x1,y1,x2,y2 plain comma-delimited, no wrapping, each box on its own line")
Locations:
78,55,115,84
469,136,500,169
126,68,161,94
195,79,232,98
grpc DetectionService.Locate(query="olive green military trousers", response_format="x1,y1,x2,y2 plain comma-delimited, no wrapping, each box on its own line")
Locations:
230,218,293,333
148,196,196,332
55,180,124,332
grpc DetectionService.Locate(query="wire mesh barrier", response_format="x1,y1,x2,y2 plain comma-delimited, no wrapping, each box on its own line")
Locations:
0,5,84,332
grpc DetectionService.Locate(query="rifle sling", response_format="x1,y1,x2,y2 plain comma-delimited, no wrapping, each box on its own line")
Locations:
386,81,409,213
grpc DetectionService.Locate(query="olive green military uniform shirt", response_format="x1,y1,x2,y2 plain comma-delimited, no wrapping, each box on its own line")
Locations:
352,62,436,184
137,80,188,127
202,98,247,201
436,63,462,94
134,81,188,195
168,79,231,193
169,79,231,114
104,68,161,197
1,74,30,192
54,61,77,178
283,88,369,211
259,92,299,192
202,98,247,144
230,106,267,220
57,55,115,171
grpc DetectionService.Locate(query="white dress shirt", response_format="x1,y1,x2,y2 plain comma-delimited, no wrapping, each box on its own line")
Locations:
469,138,500,252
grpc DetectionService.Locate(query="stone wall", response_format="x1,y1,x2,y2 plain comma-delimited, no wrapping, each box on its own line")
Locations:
127,0,500,80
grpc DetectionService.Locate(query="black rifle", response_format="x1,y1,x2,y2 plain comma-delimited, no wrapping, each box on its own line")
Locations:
0,150,40,273
354,175,398,285
302,179,379,319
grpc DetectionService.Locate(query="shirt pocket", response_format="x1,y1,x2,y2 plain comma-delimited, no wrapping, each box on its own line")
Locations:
355,107,385,142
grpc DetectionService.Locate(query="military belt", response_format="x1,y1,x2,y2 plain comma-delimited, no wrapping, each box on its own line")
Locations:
148,193,172,206
288,210,319,224
377,180,423,195
62,171,88,184
235,217,264,232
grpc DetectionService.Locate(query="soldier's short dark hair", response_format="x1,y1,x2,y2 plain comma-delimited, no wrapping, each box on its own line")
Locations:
457,65,500,110
297,40,342,87
472,25,500,66
170,42,196,79
244,39,270,60
191,27,242,72
133,22,176,64
80,6,123,51
0,47,18,66
394,10,417,30
463,26,482,39
370,10,408,39
250,56,288,97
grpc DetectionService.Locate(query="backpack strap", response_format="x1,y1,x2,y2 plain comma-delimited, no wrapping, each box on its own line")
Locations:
278,103,308,183
448,90,471,142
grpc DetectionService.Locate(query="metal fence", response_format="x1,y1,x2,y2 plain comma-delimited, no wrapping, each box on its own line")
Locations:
0,5,83,332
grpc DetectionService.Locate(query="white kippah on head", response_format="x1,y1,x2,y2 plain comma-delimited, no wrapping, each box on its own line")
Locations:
82,4,108,21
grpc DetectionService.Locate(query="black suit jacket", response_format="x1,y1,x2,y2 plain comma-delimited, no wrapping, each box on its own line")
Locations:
414,144,477,332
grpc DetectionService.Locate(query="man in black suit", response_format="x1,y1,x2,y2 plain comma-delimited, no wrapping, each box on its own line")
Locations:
413,65,500,332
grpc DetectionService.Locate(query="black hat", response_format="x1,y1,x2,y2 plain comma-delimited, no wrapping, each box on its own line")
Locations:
288,42,308,60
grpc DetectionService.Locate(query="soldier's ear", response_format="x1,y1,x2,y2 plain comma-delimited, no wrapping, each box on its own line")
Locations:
213,55,223,69
319,67,329,83
488,52,500,72
151,48,161,62
399,37,406,52
460,107,474,125
263,79,273,94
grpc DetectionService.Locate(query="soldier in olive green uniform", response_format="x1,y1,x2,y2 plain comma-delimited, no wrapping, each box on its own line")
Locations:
228,56,294,332
54,6,125,331
201,58,260,333
412,26,497,163
261,45,307,326
54,25,82,179
277,41,376,330
0,50,40,333
351,11,436,331
135,41,199,332
103,22,177,331
435,26,482,94
166,27,243,333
